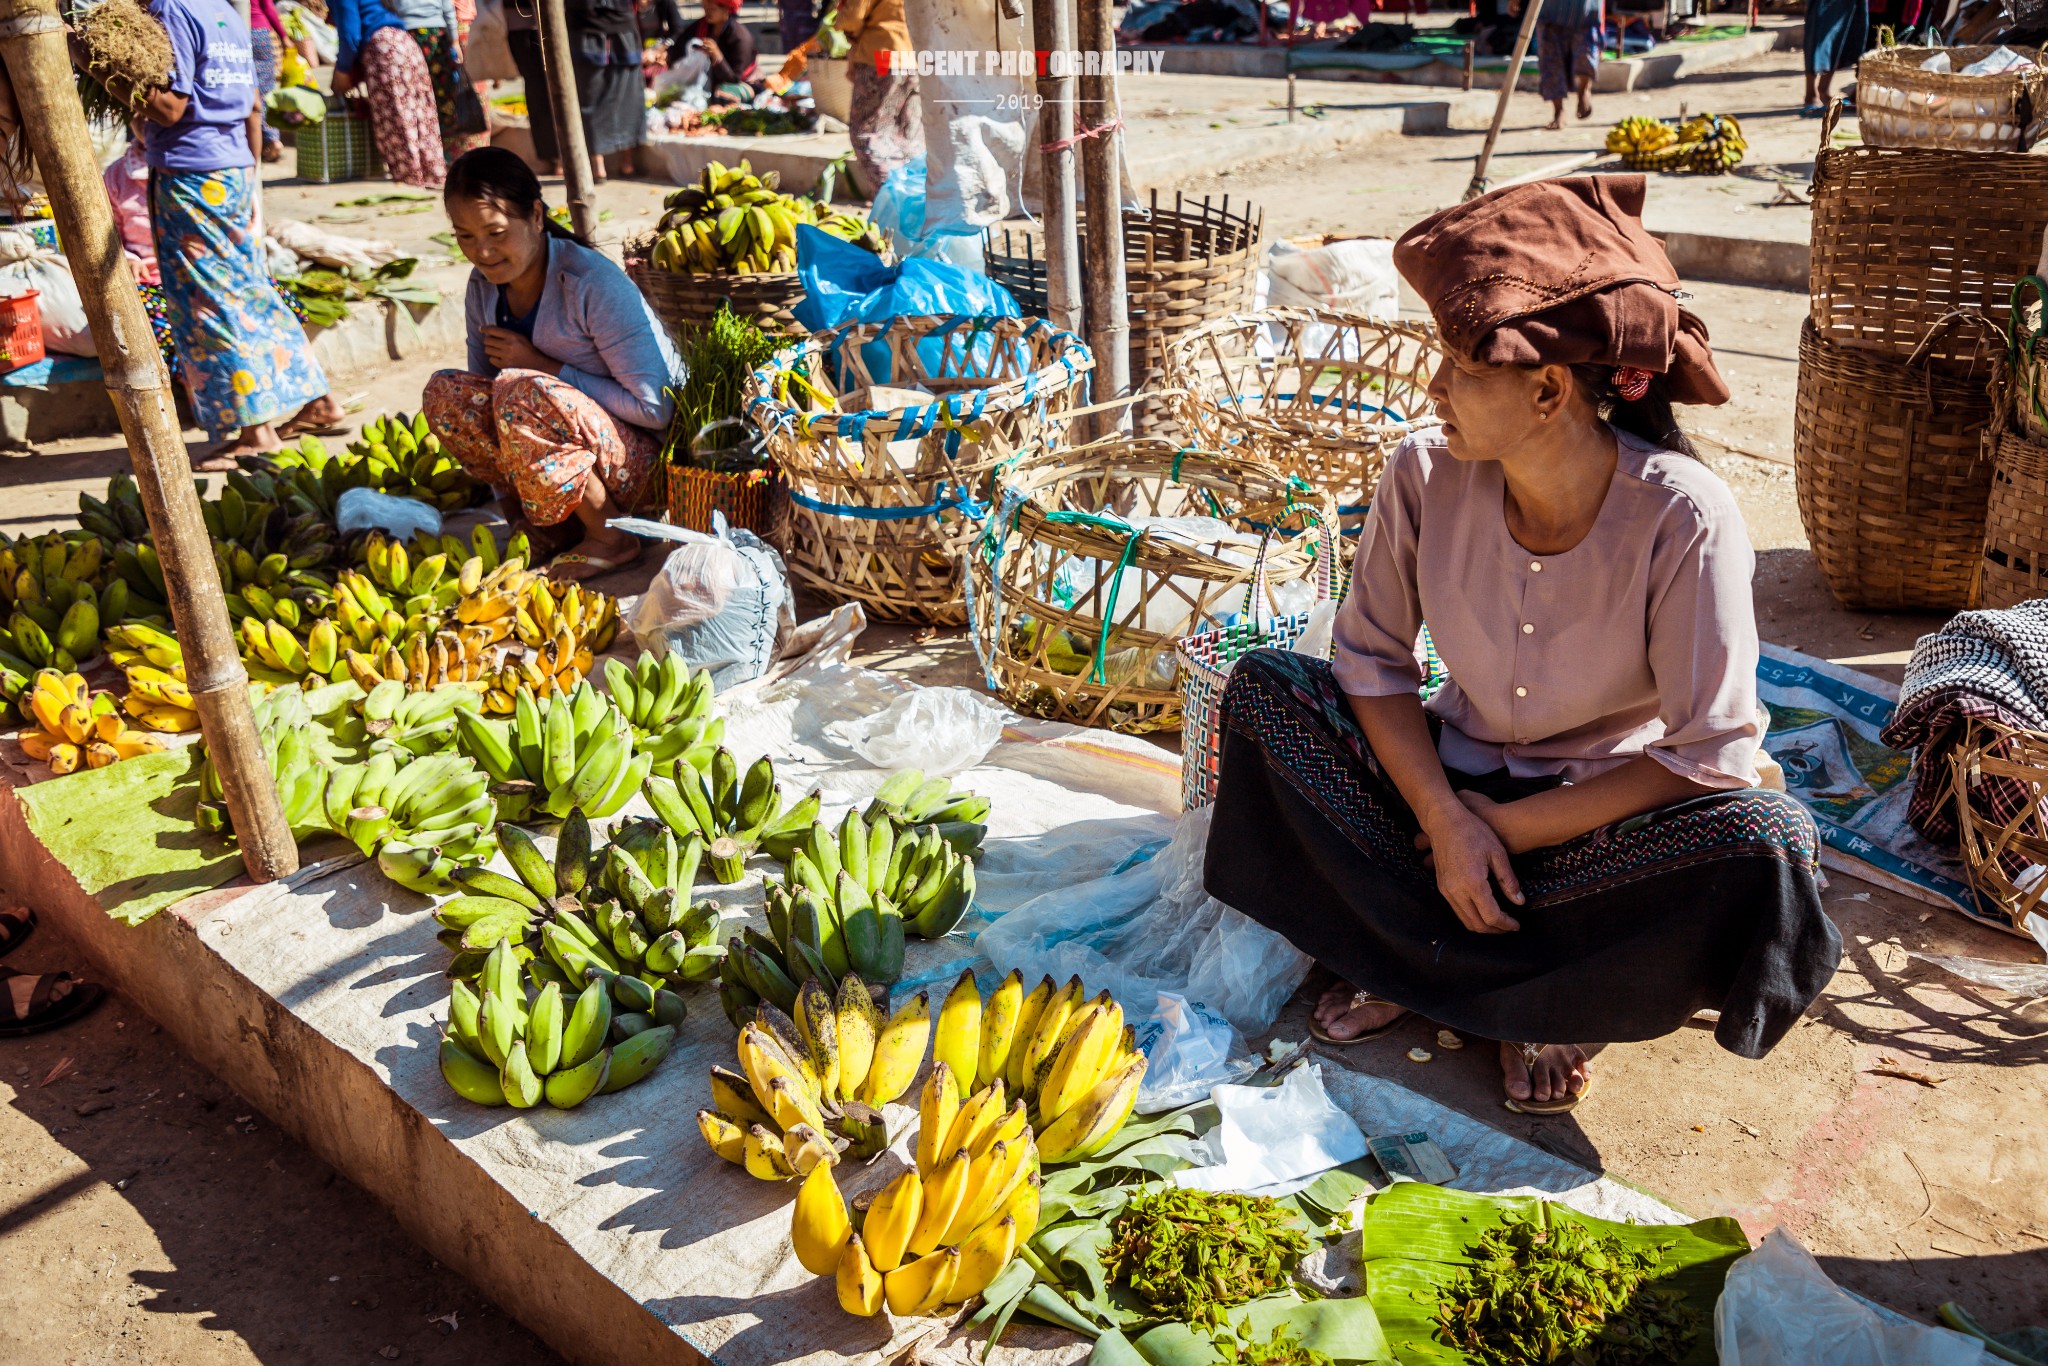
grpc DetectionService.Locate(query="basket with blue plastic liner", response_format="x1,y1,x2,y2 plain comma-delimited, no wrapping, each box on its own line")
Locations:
1166,306,1443,530
742,314,1093,625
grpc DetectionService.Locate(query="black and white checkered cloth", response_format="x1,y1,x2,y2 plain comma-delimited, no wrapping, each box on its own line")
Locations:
1881,598,2048,845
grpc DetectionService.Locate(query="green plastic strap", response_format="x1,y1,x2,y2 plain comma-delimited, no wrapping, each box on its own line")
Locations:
1041,509,1148,685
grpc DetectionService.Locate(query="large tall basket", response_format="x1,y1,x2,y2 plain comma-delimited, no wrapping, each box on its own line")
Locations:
1856,44,2047,152
1166,308,1443,523
968,439,1338,734
744,316,1094,624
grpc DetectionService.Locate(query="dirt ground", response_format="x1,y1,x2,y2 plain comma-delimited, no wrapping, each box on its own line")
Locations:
4,45,2046,1366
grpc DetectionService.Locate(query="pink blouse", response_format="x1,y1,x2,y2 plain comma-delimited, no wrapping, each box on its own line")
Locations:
1332,426,1762,788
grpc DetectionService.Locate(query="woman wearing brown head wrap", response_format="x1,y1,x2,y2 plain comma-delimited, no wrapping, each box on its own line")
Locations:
1204,179,1838,1114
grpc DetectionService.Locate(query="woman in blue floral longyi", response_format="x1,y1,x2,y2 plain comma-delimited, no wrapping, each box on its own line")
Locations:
131,0,346,465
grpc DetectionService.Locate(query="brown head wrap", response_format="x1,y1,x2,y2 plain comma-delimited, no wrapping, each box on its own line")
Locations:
1392,175,1730,406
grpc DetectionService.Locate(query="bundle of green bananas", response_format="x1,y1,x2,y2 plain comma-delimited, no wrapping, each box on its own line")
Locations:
697,980,931,1177
340,751,501,893
198,472,341,578
643,747,815,883
0,531,123,672
107,622,200,733
348,411,484,513
801,1059,1040,1316
75,471,154,545
439,939,676,1109
432,814,598,980
788,806,977,938
931,969,1146,1162
453,680,650,822
858,767,991,860
355,679,481,758
237,434,407,524
601,650,724,756
648,160,886,276
588,817,729,979
1605,114,1677,168
0,640,38,725
194,681,357,834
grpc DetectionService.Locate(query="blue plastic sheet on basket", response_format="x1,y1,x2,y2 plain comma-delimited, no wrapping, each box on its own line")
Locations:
792,223,1022,365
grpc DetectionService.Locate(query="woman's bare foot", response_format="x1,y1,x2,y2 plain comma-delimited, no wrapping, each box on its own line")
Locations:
1312,982,1409,1041
1499,1041,1597,1108
197,423,283,469
277,395,348,438
1576,91,1594,120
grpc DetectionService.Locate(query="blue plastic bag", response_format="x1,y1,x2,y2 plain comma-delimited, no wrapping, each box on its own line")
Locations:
870,159,989,270
792,224,1020,334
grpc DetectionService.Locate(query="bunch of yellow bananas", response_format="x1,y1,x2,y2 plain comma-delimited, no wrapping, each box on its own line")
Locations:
516,577,619,654
19,670,166,774
107,622,202,733
345,628,497,692
806,1059,1042,1317
933,969,1147,1163
237,614,342,686
697,979,932,1178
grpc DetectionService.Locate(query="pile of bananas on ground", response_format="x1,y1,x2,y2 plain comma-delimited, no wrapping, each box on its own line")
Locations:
453,679,650,823
1605,112,1746,173
16,670,165,774
0,531,126,676
801,1055,1042,1318
241,416,484,519
106,622,199,733
646,160,886,275
698,977,931,1176
933,968,1147,1164
347,412,483,513
644,747,818,884
439,939,676,1109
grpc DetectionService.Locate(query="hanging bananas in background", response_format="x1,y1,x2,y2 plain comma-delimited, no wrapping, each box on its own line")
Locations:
438,939,676,1109
698,979,930,1178
452,680,649,823
1606,112,1746,173
648,160,887,276
17,670,165,774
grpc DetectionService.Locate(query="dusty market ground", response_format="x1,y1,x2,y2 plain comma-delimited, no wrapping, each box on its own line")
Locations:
3,48,2046,1365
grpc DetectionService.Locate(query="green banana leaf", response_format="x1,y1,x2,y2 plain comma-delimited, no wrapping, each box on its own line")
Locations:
1358,1184,1749,1366
1128,1296,1392,1365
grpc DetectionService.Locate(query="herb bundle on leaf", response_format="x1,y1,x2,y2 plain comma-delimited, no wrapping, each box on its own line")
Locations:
662,306,784,474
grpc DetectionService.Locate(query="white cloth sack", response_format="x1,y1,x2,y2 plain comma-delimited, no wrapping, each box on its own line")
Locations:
0,231,92,357
1265,236,1399,320
1715,1230,1988,1366
267,218,403,274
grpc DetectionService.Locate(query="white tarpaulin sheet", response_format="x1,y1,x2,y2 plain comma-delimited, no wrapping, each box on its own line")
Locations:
190,610,1695,1365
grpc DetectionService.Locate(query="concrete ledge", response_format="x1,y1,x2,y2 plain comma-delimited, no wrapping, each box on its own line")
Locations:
1130,92,1499,189
1655,229,1810,291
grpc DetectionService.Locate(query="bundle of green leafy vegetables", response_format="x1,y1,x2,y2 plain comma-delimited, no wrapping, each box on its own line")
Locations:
276,258,440,328
663,305,785,472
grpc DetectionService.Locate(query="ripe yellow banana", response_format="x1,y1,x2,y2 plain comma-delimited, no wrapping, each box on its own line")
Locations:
790,1162,851,1275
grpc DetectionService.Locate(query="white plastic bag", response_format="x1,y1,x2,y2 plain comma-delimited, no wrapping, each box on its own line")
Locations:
1265,236,1399,320
1715,1230,1988,1366
0,250,92,357
624,514,795,688
1174,1063,1368,1194
654,49,712,111
823,687,1008,775
335,488,442,542
976,805,1313,1108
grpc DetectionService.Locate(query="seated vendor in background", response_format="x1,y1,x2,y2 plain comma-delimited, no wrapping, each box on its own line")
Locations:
422,148,684,581
682,0,761,97
1205,177,1841,1115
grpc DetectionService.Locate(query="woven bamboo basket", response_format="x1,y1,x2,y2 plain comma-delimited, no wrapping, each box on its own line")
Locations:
623,236,807,334
743,315,1094,625
1165,308,1443,524
1856,45,2047,152
1808,109,2048,364
1946,718,2048,930
967,439,1338,734
662,464,789,542
1793,317,2006,610
983,194,1262,435
1978,430,2048,607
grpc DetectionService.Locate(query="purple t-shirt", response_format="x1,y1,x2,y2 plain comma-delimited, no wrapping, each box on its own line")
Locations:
143,0,257,173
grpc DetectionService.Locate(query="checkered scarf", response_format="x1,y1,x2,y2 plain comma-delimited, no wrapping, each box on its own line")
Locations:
1881,599,2048,846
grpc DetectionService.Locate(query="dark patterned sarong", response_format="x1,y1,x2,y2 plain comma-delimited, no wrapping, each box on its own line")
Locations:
1204,649,1841,1059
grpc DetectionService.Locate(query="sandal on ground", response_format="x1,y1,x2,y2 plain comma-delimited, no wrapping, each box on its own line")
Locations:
276,416,353,439
548,541,644,580
0,905,36,955
1800,103,1826,117
0,969,107,1038
1309,991,1413,1046
1502,1044,1592,1115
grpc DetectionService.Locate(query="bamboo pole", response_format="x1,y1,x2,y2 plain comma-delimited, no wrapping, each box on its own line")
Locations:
536,0,598,242
1463,0,1543,201
1076,0,1129,436
0,0,296,880
1032,0,1082,337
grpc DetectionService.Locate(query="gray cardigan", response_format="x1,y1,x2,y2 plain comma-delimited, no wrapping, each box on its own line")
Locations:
465,235,685,433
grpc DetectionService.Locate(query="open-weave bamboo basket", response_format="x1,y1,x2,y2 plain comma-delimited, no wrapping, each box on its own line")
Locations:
1978,430,2048,608
1856,44,2047,152
743,315,1094,624
624,236,807,334
984,194,1262,435
1165,308,1443,523
1945,718,2048,930
1808,108,2048,364
967,439,1338,734
1794,316,2007,610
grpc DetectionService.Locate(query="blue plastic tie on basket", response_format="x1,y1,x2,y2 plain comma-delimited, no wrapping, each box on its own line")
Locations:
786,481,989,522
963,483,1032,691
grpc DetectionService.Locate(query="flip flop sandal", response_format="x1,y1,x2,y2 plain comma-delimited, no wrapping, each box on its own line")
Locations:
547,544,645,579
0,905,35,955
276,417,354,439
1308,991,1413,1046
1502,1044,1592,1115
0,969,107,1038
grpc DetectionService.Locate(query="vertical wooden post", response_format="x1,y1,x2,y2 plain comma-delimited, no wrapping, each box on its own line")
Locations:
1076,0,1128,435
1463,39,1475,91
0,0,297,881
537,0,599,241
1464,0,1543,201
1287,71,1297,122
1032,0,1082,337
